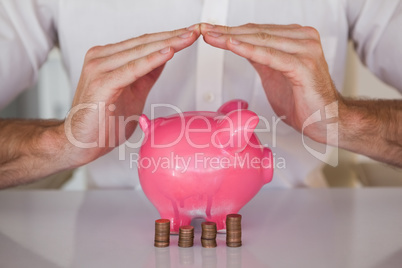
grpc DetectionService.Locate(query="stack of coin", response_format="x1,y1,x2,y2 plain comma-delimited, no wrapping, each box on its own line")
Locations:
226,214,242,247
154,219,170,247
178,225,194,247
201,221,217,248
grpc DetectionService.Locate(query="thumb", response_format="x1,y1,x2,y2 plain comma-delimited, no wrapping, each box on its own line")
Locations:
144,63,166,86
130,63,167,96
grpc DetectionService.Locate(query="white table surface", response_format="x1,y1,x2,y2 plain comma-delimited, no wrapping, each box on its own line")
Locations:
0,189,401,268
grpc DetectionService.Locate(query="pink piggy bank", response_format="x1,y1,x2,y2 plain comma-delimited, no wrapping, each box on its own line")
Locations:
138,99,273,232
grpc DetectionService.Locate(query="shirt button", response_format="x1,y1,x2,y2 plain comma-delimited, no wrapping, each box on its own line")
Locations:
203,92,215,102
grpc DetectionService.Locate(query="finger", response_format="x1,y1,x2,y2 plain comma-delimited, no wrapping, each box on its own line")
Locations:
85,25,201,60
226,38,298,74
95,31,198,72
201,23,318,40
203,32,312,54
201,23,301,33
101,47,174,92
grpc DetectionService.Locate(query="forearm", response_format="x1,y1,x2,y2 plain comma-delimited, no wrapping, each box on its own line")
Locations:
339,98,402,167
0,119,70,188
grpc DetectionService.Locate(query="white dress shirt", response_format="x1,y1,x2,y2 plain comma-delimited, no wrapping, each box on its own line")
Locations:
1,0,401,188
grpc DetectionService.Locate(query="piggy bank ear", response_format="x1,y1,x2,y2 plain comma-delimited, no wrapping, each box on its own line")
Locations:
139,114,151,136
217,99,248,114
215,109,259,153
139,115,164,136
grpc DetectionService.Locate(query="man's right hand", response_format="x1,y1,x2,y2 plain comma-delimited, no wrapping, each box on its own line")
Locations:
63,25,201,167
1,26,201,188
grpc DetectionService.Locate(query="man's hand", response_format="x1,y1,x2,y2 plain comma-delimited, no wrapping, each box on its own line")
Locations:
200,23,402,167
65,25,201,166
0,25,201,188
200,23,341,145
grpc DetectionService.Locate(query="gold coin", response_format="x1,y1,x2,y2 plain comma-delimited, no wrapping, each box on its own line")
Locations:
201,240,217,248
178,243,193,248
154,241,170,248
226,214,242,220
155,219,170,224
180,225,194,230
226,242,242,247
202,222,217,227
154,219,170,247
178,225,194,248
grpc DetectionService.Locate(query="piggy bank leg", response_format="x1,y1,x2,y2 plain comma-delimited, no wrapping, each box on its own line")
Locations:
157,197,192,233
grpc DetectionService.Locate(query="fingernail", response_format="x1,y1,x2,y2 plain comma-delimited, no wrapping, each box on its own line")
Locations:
230,38,241,45
187,24,199,31
160,47,170,54
203,23,215,29
179,31,193,38
207,31,222,37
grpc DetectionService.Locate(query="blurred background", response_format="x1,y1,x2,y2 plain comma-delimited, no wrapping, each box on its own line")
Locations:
1,42,402,190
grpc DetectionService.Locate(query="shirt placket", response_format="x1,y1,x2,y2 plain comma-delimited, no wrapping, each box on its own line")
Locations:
196,0,229,111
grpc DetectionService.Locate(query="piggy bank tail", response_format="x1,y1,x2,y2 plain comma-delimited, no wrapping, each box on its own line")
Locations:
263,147,274,184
